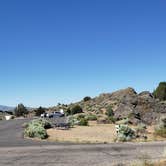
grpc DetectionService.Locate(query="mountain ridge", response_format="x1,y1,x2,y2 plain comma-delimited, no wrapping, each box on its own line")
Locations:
0,105,14,111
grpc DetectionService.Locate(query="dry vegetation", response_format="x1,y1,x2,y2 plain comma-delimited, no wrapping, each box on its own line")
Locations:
47,121,166,143
130,160,166,166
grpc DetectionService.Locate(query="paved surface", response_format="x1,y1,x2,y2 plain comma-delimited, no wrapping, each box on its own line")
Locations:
0,119,62,147
0,119,166,166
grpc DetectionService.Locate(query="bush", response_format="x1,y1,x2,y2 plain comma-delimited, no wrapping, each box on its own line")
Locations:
116,124,135,142
153,82,166,101
77,114,86,119
24,119,52,139
86,114,97,121
67,116,79,127
78,118,89,126
70,105,83,115
24,124,48,139
105,106,114,117
67,115,88,126
155,116,166,137
83,96,91,102
65,108,71,116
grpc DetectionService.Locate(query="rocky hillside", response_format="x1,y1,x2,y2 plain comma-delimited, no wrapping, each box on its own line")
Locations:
66,88,166,125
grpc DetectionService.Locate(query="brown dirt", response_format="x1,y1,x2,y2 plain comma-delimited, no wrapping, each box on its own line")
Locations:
47,122,166,143
47,121,117,143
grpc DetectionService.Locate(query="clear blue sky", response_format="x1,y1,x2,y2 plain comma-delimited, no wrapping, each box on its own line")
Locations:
0,0,166,107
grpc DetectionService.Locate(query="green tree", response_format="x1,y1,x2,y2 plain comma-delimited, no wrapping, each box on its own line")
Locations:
14,104,28,117
105,105,114,117
83,96,91,102
35,107,45,116
153,82,166,101
70,105,83,115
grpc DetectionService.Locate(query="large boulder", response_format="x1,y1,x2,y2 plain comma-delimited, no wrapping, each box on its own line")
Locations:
113,90,166,125
110,87,137,101
114,104,134,120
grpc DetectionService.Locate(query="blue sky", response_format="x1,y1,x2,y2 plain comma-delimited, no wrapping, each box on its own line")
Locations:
0,0,166,107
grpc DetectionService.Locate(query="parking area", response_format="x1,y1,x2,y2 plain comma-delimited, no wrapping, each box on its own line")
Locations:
0,119,68,147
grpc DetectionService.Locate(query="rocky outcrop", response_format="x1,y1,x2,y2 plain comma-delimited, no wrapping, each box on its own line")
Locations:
56,88,166,125
112,89,166,124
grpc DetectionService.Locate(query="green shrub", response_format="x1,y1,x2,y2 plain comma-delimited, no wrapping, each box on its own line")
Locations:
24,124,48,139
65,108,72,116
105,106,114,117
41,119,52,129
77,114,86,119
86,114,97,121
67,116,88,126
67,116,79,127
71,105,83,115
117,125,135,142
78,118,89,126
83,96,91,102
24,119,51,139
155,116,166,137
22,122,29,128
153,82,166,101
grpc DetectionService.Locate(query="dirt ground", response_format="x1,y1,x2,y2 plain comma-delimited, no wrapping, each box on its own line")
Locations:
47,121,117,143
47,121,166,143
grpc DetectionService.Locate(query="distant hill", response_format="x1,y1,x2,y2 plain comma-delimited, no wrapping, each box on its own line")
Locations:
0,105,14,111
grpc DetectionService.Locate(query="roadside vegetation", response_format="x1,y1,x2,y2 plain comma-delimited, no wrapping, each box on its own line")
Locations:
155,116,166,138
24,119,52,139
9,81,166,143
116,124,136,142
68,114,89,127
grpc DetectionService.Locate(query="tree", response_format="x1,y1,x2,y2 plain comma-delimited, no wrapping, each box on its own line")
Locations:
35,107,45,116
14,104,28,117
71,105,83,114
153,82,166,101
105,105,114,117
83,96,91,102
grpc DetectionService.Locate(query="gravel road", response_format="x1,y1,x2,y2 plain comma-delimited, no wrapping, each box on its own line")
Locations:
0,119,166,166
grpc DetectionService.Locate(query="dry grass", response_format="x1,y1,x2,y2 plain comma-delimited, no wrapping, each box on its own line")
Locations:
131,160,166,166
144,126,166,142
47,122,166,143
47,121,116,143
